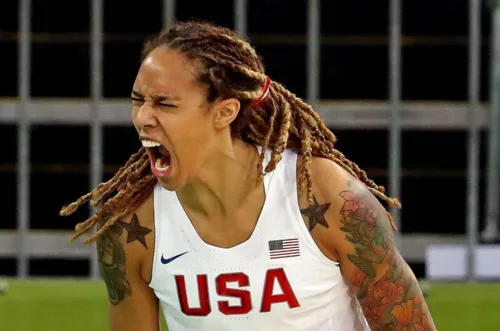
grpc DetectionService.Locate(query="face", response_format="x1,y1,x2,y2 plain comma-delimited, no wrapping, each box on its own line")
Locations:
131,47,239,191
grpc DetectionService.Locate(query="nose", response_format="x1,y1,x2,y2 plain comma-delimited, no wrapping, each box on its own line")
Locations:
134,102,158,129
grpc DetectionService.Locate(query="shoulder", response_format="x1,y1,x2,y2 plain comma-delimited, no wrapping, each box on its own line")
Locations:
296,154,358,209
96,192,155,284
97,192,155,250
299,155,386,211
296,155,395,257
300,155,351,193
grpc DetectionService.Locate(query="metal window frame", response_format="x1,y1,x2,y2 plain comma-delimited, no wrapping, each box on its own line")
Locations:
7,0,493,280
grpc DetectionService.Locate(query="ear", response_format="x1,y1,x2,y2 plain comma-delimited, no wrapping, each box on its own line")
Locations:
213,98,241,130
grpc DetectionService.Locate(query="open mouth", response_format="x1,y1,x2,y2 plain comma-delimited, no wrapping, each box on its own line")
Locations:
141,140,172,177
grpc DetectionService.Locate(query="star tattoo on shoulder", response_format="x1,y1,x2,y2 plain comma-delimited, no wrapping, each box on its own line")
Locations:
300,196,331,232
117,214,152,249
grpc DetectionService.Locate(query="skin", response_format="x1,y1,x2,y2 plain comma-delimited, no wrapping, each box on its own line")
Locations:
99,46,436,331
132,48,260,211
97,195,158,331
299,157,437,330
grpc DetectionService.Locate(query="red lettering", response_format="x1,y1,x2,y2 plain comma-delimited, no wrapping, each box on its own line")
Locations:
174,269,299,316
216,273,252,315
260,268,300,312
175,274,211,316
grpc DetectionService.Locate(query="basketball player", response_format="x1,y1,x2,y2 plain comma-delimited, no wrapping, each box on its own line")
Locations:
61,21,436,331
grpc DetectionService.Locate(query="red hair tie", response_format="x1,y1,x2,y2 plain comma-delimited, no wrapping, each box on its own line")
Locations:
250,77,271,107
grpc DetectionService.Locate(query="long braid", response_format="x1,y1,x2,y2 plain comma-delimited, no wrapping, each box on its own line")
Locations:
61,21,400,243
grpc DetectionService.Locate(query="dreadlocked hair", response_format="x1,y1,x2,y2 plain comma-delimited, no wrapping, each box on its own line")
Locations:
60,20,401,244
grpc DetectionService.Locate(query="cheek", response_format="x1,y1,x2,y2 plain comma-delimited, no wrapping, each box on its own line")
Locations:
168,112,213,163
182,119,213,152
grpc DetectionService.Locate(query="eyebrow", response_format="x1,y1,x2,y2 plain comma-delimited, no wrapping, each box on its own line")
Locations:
131,90,180,101
131,90,143,98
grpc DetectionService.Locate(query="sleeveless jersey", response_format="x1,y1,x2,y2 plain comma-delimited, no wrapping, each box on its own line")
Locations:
149,148,370,331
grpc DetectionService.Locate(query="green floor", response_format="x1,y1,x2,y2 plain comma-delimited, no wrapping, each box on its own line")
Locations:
0,280,499,331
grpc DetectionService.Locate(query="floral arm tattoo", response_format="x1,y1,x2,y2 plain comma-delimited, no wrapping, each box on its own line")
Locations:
338,181,436,331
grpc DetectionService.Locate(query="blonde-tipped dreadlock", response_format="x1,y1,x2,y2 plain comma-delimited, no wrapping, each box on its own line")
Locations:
60,21,400,244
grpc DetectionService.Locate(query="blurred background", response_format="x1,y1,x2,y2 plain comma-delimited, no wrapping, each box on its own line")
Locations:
0,0,499,330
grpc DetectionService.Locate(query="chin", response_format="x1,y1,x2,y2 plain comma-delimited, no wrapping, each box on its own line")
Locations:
157,177,180,191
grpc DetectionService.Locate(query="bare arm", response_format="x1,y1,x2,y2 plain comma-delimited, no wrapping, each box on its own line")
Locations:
334,180,435,330
97,213,159,331
305,159,436,331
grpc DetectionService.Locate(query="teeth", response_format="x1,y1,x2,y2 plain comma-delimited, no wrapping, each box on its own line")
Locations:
141,140,161,147
155,158,170,172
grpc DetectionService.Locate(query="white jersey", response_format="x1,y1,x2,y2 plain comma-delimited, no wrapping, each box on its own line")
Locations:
149,148,370,331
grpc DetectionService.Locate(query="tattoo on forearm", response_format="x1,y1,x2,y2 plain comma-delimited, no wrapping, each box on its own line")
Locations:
97,222,132,306
300,196,330,232
117,214,152,249
339,180,435,330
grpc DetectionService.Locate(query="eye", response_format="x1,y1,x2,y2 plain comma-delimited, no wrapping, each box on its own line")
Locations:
157,102,177,108
131,97,144,106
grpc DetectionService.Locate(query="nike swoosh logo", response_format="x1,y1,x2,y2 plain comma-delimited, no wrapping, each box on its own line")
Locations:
161,251,189,264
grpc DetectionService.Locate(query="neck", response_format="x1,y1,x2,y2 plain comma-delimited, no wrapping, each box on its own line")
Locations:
176,139,261,220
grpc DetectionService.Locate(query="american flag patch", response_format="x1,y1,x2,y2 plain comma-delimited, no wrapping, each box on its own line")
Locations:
268,238,300,259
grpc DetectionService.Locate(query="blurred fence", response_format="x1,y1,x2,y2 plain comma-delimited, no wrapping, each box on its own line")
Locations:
0,0,499,280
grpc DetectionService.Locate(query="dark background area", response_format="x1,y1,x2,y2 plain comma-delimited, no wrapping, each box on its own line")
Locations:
0,0,493,277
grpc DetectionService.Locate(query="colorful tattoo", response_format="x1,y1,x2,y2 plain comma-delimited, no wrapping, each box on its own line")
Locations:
96,222,132,305
300,196,330,231
339,180,435,331
117,214,152,249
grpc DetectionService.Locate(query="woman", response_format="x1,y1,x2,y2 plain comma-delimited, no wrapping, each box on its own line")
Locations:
61,21,436,331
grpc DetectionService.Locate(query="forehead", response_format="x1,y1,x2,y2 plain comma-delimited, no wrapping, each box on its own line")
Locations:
133,47,200,96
